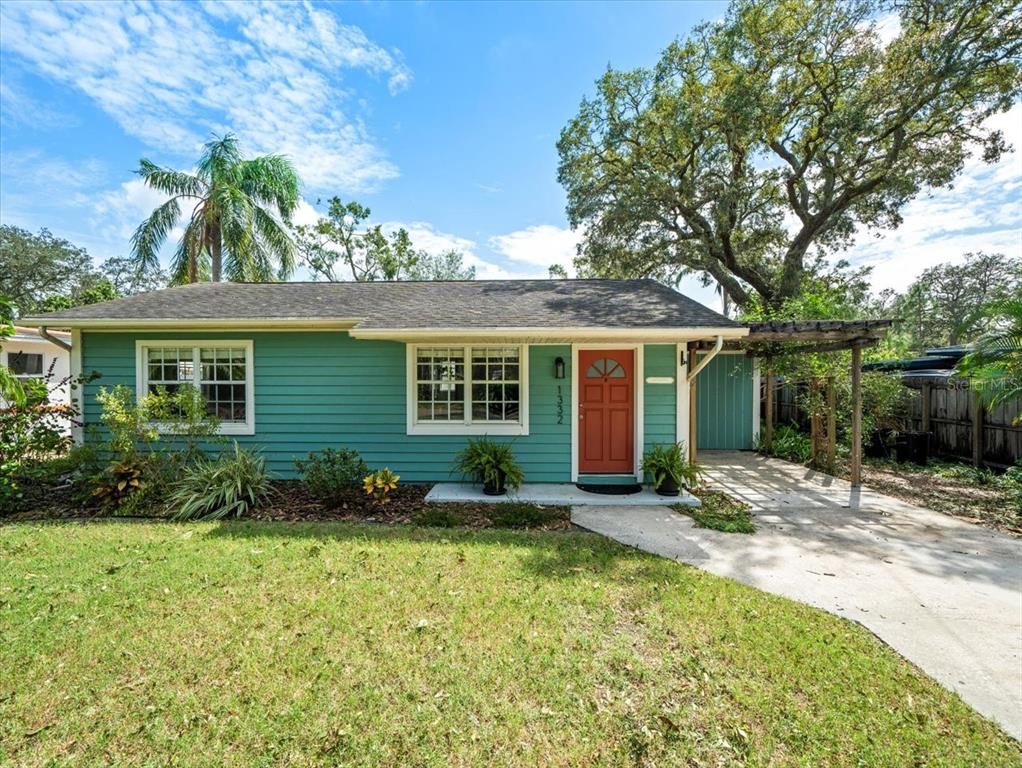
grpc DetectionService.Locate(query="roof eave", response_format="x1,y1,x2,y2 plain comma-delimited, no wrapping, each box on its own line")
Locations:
18,317,363,330
348,326,748,342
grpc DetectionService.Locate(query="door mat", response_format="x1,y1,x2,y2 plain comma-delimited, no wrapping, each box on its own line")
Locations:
575,483,643,495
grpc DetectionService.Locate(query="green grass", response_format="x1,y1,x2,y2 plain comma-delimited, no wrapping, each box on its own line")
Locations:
411,501,566,529
677,489,757,534
2,521,1017,766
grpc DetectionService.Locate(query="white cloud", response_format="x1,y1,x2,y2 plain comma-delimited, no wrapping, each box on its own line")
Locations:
842,102,1022,293
91,178,180,243
0,1,410,192
871,12,901,46
291,199,322,229
488,224,582,277
381,221,513,279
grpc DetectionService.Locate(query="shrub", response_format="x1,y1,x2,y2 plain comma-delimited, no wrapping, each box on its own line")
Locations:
88,384,221,514
1000,462,1022,516
169,443,270,520
640,442,701,490
363,468,399,504
0,365,87,512
97,383,220,461
294,448,369,508
96,385,160,458
453,437,524,492
144,384,222,460
759,424,813,464
411,506,464,527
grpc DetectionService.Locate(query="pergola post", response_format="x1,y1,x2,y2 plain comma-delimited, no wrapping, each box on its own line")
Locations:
764,368,774,453
851,345,863,487
809,379,821,466
826,375,836,472
688,341,698,462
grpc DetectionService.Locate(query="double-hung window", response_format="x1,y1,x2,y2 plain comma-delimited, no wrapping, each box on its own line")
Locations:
136,341,254,435
408,344,528,435
7,352,44,381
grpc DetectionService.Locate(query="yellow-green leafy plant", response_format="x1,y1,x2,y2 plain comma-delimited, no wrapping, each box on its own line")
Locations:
363,468,399,504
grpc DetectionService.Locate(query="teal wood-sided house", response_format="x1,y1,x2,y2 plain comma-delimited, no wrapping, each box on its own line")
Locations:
23,280,758,483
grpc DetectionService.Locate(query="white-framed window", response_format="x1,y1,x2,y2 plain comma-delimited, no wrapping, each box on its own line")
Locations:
135,340,255,435
7,351,44,381
407,344,529,435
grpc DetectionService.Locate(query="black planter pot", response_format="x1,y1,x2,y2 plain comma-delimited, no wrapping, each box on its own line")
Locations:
655,475,680,497
483,470,507,496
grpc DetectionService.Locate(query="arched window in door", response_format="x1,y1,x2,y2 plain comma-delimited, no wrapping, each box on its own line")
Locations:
585,358,626,379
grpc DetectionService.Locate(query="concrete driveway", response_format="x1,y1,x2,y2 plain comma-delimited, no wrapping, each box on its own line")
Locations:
571,451,1022,739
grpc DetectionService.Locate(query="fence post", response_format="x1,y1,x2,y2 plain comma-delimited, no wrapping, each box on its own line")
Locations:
921,382,931,434
972,393,984,468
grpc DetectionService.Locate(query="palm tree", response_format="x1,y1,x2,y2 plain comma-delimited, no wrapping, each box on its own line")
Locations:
131,134,301,284
956,299,1022,424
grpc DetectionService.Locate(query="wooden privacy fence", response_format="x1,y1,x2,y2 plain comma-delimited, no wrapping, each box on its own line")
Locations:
770,380,1022,469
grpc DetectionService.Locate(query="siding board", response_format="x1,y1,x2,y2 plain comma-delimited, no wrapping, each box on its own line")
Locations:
643,344,678,452
82,331,572,481
696,353,755,450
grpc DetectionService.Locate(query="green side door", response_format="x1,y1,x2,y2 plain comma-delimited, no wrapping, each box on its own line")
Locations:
696,353,756,450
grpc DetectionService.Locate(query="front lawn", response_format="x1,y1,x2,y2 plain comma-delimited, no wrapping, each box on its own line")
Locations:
1,521,1017,766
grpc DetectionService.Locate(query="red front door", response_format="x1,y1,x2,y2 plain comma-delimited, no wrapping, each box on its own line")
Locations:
578,349,634,474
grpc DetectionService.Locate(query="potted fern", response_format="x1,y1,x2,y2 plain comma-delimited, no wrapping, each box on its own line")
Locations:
454,437,524,495
640,442,701,497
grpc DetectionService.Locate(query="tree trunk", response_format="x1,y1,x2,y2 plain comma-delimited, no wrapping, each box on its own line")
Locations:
211,227,222,283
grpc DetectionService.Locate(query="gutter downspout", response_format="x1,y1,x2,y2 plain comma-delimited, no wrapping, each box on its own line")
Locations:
38,326,72,352
687,335,723,384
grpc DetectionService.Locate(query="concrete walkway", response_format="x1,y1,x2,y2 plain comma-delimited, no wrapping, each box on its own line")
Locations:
571,451,1022,739
426,482,699,507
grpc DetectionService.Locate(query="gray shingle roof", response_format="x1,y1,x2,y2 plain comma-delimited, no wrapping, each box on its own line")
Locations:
22,279,739,330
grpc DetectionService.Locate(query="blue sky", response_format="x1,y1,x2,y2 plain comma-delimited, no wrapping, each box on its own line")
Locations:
1,1,1019,310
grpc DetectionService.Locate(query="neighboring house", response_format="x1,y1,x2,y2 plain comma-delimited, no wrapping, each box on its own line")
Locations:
1,326,72,408
20,280,759,481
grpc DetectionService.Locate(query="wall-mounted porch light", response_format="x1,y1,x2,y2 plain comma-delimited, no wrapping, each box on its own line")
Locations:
554,357,566,379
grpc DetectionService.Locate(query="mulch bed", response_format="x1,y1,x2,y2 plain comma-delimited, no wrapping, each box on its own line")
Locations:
253,481,572,530
3,480,572,532
827,457,1022,536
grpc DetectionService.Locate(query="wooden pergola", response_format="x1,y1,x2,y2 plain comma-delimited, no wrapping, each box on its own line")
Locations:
743,319,896,488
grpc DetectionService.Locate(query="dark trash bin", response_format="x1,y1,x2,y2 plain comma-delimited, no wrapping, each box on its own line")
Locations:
895,431,931,465
866,428,896,459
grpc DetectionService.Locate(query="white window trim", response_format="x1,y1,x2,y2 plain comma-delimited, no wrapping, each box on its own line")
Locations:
406,343,530,436
4,350,45,380
135,340,255,436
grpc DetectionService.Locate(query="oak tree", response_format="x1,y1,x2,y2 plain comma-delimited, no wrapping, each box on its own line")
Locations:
558,0,1021,311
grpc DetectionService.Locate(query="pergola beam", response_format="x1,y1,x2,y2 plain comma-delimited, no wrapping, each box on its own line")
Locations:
738,319,895,492
745,330,886,343
746,337,881,357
